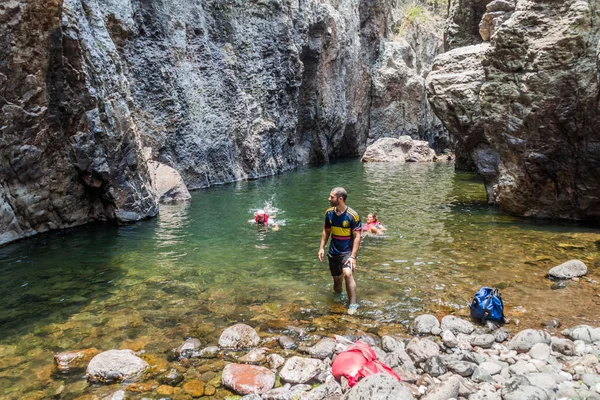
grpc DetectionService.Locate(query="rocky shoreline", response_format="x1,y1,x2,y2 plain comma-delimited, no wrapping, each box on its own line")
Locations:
54,313,600,400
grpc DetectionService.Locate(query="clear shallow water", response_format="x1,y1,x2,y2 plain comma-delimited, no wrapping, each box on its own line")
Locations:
1,159,599,398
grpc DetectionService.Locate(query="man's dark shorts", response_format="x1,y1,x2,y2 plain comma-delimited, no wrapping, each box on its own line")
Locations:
328,253,352,276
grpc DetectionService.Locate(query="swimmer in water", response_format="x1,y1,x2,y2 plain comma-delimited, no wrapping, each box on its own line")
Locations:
249,210,280,231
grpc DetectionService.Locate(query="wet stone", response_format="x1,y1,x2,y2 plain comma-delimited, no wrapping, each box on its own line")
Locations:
198,346,219,358
239,348,267,363
279,335,297,350
204,384,216,396
176,338,201,359
548,259,587,279
54,348,101,373
156,385,174,396
126,380,157,392
183,379,205,397
541,319,561,328
159,368,184,386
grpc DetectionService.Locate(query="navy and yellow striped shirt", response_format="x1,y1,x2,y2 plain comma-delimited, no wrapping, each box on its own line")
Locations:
324,207,362,256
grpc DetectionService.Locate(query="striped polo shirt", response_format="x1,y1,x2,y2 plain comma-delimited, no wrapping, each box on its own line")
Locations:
324,206,362,256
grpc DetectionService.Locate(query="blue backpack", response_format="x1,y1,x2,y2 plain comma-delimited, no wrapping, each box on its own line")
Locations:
469,287,504,323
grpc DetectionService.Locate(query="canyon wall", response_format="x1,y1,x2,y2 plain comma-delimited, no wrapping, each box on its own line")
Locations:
428,0,600,220
2,0,450,244
0,0,158,245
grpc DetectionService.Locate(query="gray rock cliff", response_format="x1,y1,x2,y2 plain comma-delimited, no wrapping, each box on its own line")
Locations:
2,0,449,244
368,6,450,152
429,0,600,219
0,0,158,245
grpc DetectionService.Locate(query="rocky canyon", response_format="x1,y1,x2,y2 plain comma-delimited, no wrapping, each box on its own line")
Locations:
2,0,599,245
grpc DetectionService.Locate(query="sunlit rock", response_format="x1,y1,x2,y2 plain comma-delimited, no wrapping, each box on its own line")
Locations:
369,18,448,152
507,329,551,353
421,375,460,400
405,337,440,365
548,260,588,279
344,373,414,400
409,314,440,335
445,0,492,50
239,348,268,363
279,356,322,384
221,363,275,395
86,349,148,383
361,137,436,163
562,325,600,344
219,323,260,350
147,160,191,203
432,0,600,220
440,315,475,335
303,338,336,360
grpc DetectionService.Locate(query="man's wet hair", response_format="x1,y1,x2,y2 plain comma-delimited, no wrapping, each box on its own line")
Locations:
331,187,347,201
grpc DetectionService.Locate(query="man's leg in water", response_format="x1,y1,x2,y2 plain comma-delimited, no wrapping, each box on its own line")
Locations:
333,274,344,294
343,268,357,304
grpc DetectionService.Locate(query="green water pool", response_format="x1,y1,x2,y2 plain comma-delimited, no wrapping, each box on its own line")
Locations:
0,159,598,398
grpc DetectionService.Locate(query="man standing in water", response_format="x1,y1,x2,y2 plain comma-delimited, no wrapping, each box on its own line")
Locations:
318,187,362,315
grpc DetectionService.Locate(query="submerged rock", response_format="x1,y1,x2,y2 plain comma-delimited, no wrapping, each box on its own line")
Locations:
54,348,101,373
176,338,201,359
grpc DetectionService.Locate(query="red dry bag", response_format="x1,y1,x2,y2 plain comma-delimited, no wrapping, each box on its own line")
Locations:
331,340,401,388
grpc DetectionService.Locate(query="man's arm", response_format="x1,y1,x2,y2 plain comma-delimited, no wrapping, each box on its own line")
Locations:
351,231,361,258
318,227,331,261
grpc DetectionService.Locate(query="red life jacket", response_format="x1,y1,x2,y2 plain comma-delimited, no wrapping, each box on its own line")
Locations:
254,213,269,223
331,340,401,387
